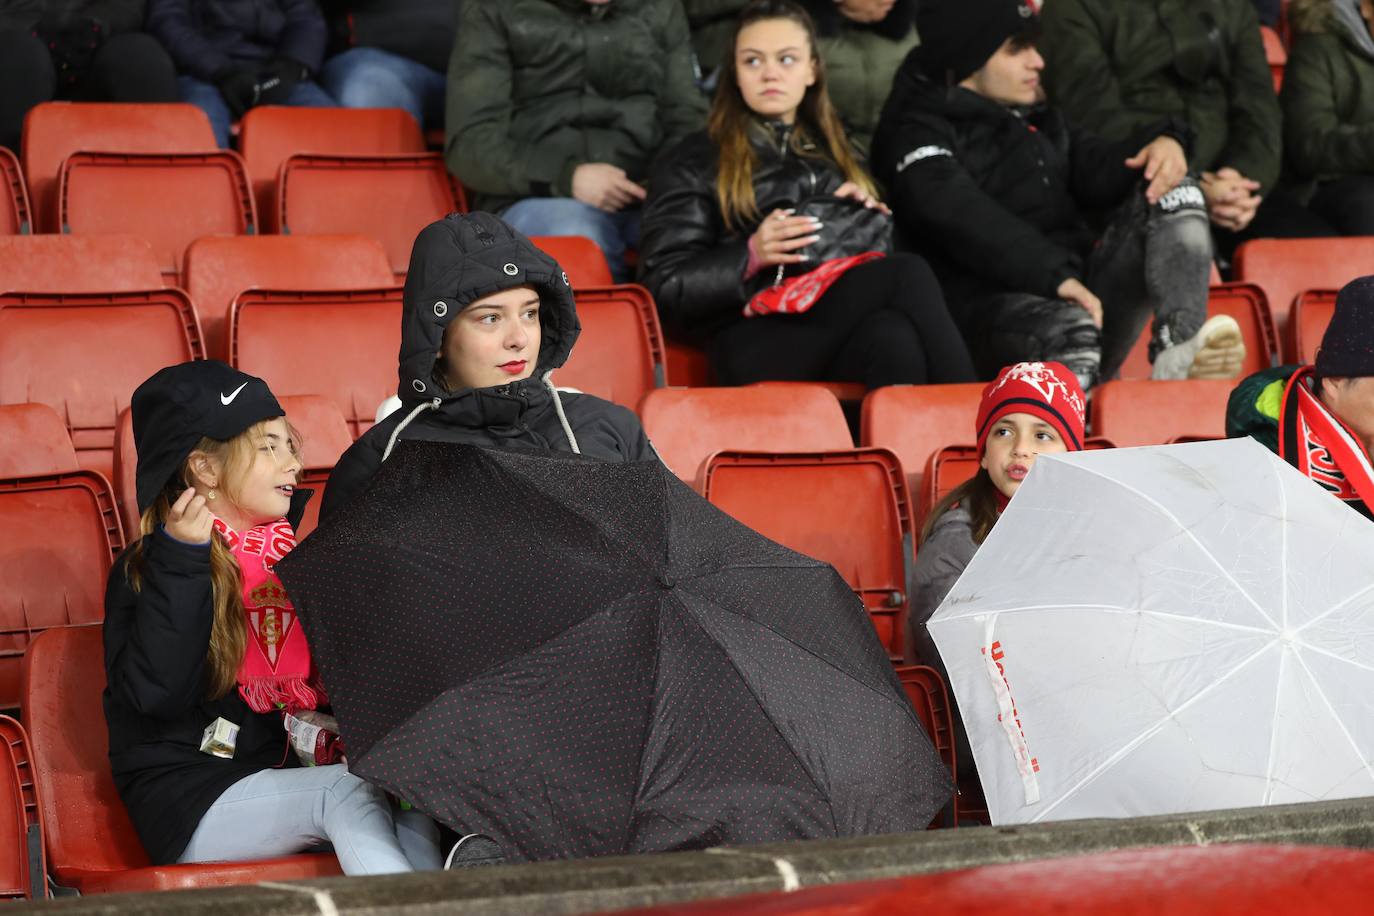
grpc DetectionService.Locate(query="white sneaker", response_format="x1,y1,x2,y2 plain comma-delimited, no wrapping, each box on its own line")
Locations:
444,833,506,869
1151,314,1247,381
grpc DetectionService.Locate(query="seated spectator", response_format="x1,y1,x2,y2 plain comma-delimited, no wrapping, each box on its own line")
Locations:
319,0,451,131
801,0,918,154
446,0,706,284
106,360,442,873
322,211,658,521
1040,0,1333,262
1228,276,1374,521
686,0,750,88
638,0,976,390
146,0,336,148
873,0,1241,389
0,0,177,152
1281,0,1374,236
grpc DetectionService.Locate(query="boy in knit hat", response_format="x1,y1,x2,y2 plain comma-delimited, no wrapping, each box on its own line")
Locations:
871,0,1245,390
1228,275,1374,521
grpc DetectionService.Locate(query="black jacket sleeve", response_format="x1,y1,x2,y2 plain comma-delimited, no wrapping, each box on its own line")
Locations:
272,0,327,73
103,531,215,721
1218,1,1283,191
878,111,1081,299
320,429,384,523
638,134,753,336
146,0,235,80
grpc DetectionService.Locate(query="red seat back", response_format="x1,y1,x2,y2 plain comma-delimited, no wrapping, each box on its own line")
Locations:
1090,379,1236,448
1116,283,1278,380
59,151,255,285
230,287,403,438
893,664,957,790
21,102,217,232
276,396,353,541
641,385,853,487
559,285,665,411
531,235,613,287
0,148,30,235
183,234,395,362
702,448,912,659
0,235,162,294
0,717,43,898
1234,237,1374,359
859,383,986,498
1261,24,1286,91
0,290,203,483
113,409,137,536
1293,289,1337,366
238,106,426,229
664,339,713,387
1,474,122,709
0,403,78,479
277,154,462,277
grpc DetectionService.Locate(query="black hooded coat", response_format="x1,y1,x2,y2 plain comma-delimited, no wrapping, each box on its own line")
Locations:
322,213,657,522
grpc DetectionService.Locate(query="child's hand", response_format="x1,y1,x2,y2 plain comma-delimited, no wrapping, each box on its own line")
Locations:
165,487,214,545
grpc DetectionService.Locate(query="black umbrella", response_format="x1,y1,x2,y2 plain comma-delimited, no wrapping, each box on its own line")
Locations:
276,441,952,861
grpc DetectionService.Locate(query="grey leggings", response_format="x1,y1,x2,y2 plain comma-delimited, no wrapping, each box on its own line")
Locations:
964,178,1213,389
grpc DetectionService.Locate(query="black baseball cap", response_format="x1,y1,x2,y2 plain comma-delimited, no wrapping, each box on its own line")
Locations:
131,360,284,513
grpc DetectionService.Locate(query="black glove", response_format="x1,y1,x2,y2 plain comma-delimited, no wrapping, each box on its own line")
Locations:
216,67,262,119
255,58,308,106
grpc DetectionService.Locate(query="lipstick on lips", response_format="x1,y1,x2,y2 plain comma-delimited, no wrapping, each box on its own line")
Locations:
499,360,528,376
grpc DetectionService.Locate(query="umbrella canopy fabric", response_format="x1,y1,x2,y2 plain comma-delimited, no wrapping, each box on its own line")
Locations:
929,437,1374,825
277,441,950,861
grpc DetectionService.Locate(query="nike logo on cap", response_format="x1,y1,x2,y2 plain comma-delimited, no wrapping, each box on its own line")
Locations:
220,382,249,405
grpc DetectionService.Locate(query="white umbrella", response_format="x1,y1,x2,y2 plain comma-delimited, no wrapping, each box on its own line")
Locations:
928,437,1374,825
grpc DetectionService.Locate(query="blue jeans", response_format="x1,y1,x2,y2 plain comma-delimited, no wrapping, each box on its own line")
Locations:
501,198,641,283
320,47,445,130
177,764,441,875
178,75,337,148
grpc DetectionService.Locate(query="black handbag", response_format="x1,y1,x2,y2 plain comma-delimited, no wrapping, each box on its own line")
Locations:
756,194,893,291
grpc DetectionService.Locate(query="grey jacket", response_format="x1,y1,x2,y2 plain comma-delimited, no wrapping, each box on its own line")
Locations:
908,505,978,665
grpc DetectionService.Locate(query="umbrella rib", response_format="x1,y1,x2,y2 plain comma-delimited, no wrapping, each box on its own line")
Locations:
1056,462,1279,632
1260,646,1288,806
1294,575,1374,637
1278,457,1289,632
1027,639,1276,823
1289,648,1374,787
1292,641,1374,679
940,603,1274,636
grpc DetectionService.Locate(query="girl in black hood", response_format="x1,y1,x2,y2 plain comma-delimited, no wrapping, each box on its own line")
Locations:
322,212,658,521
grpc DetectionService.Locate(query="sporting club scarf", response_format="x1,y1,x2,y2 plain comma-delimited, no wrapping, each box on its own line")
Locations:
212,516,324,713
1279,367,1374,521
744,252,885,317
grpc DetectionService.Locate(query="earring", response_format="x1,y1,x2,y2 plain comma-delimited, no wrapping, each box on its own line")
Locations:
206,490,217,500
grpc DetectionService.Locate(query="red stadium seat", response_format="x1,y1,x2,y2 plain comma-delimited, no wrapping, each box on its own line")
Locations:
702,448,913,660
22,626,343,894
0,716,44,899
182,234,395,362
1234,237,1374,359
59,151,255,284
893,664,957,824
278,395,355,540
859,383,987,498
276,153,464,277
0,235,162,293
0,404,78,479
229,287,403,438
1293,290,1337,365
113,409,137,536
21,102,217,232
532,236,613,287
1116,283,1278,380
559,285,665,411
1089,379,1236,448
1262,25,1287,91
0,148,30,235
664,339,713,387
1,473,121,709
0,290,203,483
641,386,853,488
238,106,426,229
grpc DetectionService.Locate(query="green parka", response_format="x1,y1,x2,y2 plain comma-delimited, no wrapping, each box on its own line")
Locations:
445,0,707,212
684,0,748,75
1040,0,1282,191
1280,3,1374,200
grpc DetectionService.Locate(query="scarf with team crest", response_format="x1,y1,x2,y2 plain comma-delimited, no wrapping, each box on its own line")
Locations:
1280,367,1374,522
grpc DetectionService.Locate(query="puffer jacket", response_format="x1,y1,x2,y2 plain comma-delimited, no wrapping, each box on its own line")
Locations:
0,0,145,32
1225,363,1299,454
871,58,1171,316
1040,0,1281,191
323,213,656,521
802,0,919,155
1281,0,1374,198
683,0,748,75
323,0,453,73
637,121,850,340
145,0,327,82
445,0,707,213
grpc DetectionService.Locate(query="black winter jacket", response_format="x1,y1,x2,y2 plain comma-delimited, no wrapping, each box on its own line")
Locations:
323,214,657,521
103,490,311,866
0,0,145,32
145,0,327,82
638,122,850,340
871,61,1177,314
322,0,452,73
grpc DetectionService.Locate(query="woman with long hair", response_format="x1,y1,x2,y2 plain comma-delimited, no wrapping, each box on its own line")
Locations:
638,0,975,389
